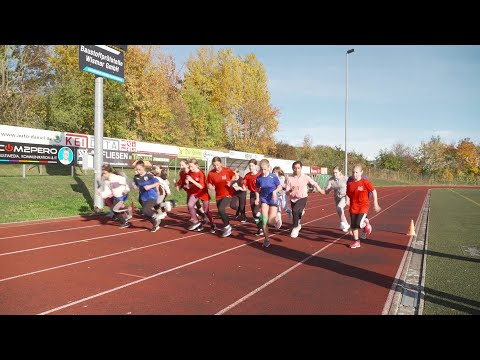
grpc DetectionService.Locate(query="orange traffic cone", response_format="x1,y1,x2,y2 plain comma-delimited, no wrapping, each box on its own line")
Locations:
407,220,416,236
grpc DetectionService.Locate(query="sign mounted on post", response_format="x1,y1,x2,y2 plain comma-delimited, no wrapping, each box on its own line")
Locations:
79,45,125,83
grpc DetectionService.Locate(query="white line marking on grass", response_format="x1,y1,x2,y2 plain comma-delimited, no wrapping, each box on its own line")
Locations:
449,188,480,207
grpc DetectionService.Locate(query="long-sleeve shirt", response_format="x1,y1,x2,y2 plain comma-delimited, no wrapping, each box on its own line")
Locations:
286,173,319,202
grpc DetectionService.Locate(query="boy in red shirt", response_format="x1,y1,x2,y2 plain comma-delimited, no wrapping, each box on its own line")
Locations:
346,164,381,249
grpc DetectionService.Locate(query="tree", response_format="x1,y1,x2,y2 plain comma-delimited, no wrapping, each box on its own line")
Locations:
271,140,297,159
377,148,402,171
417,136,450,175
0,45,52,128
299,135,314,164
183,47,279,153
181,87,224,148
456,138,479,175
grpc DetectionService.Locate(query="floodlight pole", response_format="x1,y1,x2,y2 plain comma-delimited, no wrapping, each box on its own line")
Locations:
344,48,354,175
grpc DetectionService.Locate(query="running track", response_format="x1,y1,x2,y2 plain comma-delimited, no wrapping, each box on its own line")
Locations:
0,186,435,315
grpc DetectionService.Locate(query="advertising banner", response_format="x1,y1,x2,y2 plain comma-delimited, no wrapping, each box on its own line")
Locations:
0,125,63,146
0,141,75,165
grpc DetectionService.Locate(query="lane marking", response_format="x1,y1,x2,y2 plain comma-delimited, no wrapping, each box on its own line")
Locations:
118,273,146,279
449,188,480,207
36,190,406,315
216,190,416,314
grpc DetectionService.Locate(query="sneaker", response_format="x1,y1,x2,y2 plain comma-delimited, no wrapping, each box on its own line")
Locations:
221,224,232,238
350,240,361,249
255,212,261,218
262,238,270,248
255,228,264,236
150,225,160,232
152,214,161,228
360,231,367,240
210,224,217,234
290,225,301,238
193,225,204,232
340,222,349,232
364,218,372,235
240,215,247,223
188,221,202,231
119,222,131,229
275,212,282,229
165,201,172,212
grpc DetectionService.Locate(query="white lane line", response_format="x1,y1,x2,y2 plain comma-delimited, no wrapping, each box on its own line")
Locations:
37,189,408,316
0,224,104,240
118,273,146,279
0,230,206,282
0,229,145,257
449,188,480,207
216,190,416,315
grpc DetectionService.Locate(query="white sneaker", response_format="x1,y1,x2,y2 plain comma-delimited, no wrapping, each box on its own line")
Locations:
221,224,232,237
340,222,349,232
275,212,282,229
165,201,172,212
290,225,301,238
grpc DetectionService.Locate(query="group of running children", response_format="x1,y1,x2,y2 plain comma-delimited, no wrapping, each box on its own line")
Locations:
97,158,381,249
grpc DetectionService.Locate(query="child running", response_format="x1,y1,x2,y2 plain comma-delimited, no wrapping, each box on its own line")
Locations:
176,159,207,224
98,164,131,228
255,159,283,248
272,166,293,220
231,168,247,223
324,166,350,232
285,160,324,238
241,159,262,235
132,160,162,232
185,159,214,232
206,156,236,237
151,165,175,219
346,163,381,249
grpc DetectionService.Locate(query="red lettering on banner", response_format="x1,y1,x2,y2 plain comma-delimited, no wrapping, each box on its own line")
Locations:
66,133,88,148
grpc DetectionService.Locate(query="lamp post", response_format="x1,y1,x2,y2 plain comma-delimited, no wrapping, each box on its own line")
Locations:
344,48,354,175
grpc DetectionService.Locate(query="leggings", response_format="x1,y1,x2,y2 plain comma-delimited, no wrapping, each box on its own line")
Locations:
290,197,308,228
216,197,232,226
230,191,247,216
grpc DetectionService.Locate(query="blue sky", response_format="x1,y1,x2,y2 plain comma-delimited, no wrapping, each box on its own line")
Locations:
162,45,480,160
